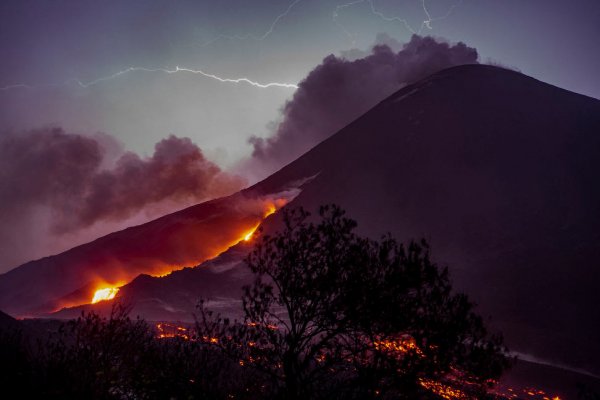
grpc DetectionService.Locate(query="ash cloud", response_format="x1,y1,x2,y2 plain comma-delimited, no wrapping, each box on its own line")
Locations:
246,35,478,178
0,128,245,268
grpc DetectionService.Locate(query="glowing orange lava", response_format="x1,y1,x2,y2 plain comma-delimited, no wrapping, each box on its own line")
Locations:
373,336,423,357
91,287,120,303
492,384,562,400
243,224,260,242
419,378,468,400
156,323,191,340
240,201,281,242
80,199,289,308
264,203,277,218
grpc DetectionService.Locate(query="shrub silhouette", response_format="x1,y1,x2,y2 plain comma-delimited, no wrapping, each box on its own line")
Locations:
197,205,509,399
0,304,255,399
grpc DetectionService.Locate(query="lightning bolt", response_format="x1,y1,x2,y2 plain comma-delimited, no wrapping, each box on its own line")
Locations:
70,66,299,89
421,0,434,29
0,0,464,92
186,0,302,48
333,0,463,43
0,83,34,90
192,0,461,49
0,82,62,92
420,0,463,30
0,66,299,92
1,0,304,92
333,0,366,45
366,0,421,35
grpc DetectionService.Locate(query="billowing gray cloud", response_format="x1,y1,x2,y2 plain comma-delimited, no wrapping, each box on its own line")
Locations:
246,35,478,178
0,128,245,268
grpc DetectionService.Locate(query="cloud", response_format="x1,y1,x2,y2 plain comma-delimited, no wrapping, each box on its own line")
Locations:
245,35,478,179
75,134,245,229
0,128,245,268
339,33,404,60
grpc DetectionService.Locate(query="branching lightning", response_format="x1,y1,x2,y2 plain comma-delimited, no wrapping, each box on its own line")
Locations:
0,0,463,93
1,0,304,92
188,0,302,48
333,0,463,44
366,0,421,35
420,0,463,30
0,66,299,92
333,0,366,45
69,66,299,89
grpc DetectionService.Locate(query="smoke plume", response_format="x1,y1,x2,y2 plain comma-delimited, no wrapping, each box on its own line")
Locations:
0,128,245,268
246,35,478,178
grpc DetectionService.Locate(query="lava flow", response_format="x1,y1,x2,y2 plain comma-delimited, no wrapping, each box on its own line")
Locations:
75,195,292,308
156,322,191,340
242,203,278,242
243,224,260,241
91,287,120,303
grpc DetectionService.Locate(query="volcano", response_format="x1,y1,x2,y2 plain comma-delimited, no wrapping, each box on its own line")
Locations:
1,64,599,377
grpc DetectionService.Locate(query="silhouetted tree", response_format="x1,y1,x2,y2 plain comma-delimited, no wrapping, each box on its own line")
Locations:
0,321,32,390
32,304,159,399
197,205,509,399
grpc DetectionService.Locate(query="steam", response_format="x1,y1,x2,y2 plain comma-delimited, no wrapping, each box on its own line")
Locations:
245,35,478,179
0,128,245,268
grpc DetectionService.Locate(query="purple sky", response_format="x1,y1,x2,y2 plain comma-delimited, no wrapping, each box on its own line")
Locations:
1,0,598,162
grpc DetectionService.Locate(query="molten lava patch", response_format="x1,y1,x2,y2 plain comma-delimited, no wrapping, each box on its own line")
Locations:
91,287,119,303
243,224,260,242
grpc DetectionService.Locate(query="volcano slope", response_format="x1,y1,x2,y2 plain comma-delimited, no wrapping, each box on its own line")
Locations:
116,64,600,375
0,191,296,317
2,64,600,376
247,64,600,374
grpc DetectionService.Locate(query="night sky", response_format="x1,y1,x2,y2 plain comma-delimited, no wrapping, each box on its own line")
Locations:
1,0,599,269
2,0,599,162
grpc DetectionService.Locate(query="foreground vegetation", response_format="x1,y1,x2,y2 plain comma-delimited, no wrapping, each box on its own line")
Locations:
1,205,511,399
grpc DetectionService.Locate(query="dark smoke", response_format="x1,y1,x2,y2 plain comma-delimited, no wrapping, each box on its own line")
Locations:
0,128,245,268
246,35,478,178
76,134,245,229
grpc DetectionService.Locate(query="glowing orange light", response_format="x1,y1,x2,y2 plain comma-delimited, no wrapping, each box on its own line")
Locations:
151,268,180,278
264,203,277,218
242,224,260,242
418,378,467,400
373,335,424,357
155,323,191,340
91,287,119,303
240,202,280,243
